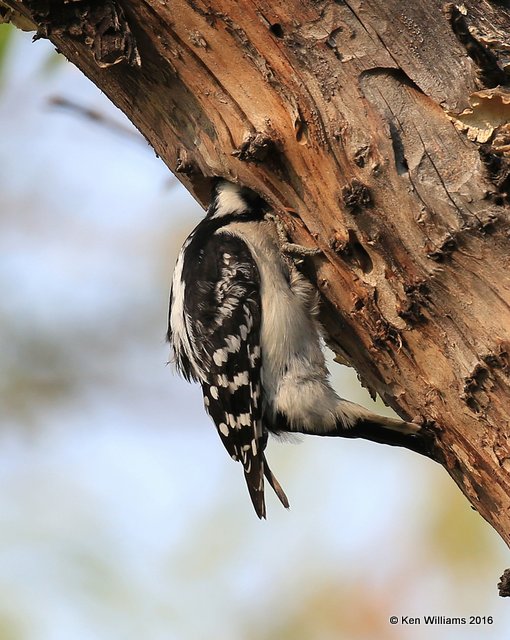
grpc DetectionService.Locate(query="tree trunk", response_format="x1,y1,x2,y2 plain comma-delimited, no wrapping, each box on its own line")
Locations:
3,0,510,587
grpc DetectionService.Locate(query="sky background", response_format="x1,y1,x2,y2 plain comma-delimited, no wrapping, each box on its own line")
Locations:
0,23,509,640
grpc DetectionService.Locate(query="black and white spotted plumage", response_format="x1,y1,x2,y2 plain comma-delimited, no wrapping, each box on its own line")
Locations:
185,234,274,517
168,182,287,518
168,180,426,518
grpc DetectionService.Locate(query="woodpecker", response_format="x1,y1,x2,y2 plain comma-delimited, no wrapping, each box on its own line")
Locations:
167,179,427,518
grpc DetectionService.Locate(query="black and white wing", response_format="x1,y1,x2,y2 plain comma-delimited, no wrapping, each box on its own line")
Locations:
173,230,287,518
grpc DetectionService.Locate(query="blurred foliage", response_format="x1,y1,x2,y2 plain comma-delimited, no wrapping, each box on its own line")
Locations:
423,471,504,603
0,19,68,94
250,579,400,640
427,481,496,567
0,611,25,640
0,326,80,426
38,47,65,76
0,23,13,88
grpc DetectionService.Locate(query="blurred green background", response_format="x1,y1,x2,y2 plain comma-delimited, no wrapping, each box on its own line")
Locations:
0,22,509,640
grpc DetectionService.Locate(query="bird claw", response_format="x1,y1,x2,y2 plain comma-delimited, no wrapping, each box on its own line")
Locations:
265,212,321,258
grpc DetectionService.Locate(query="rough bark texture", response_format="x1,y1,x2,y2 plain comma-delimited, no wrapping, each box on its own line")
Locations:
3,0,510,573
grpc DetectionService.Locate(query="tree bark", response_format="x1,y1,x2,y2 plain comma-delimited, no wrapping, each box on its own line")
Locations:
3,0,510,581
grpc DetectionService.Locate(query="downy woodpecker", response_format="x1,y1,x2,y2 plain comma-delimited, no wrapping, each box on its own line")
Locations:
167,180,425,518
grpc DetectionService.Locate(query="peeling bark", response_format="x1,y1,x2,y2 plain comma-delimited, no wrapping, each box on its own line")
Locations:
3,0,510,587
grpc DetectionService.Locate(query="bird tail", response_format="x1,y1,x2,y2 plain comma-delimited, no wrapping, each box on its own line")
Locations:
264,456,290,509
244,454,289,519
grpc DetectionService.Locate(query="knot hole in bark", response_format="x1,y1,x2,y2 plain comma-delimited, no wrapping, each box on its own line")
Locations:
269,23,284,38
295,112,308,145
347,230,373,274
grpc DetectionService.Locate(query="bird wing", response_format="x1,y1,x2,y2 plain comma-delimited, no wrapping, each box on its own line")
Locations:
181,230,287,518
